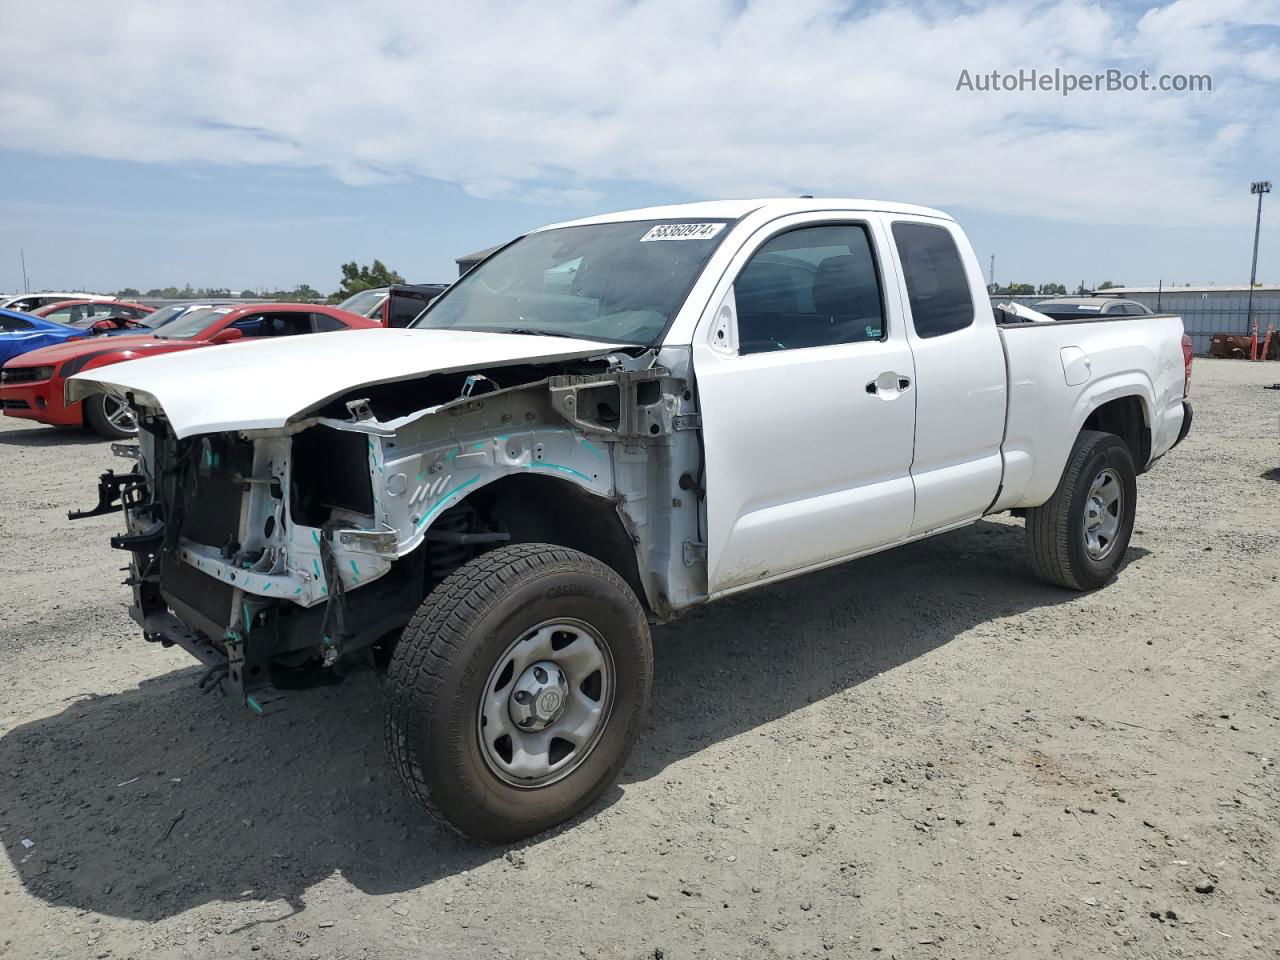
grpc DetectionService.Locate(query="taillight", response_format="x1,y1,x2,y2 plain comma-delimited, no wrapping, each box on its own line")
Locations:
1181,333,1193,396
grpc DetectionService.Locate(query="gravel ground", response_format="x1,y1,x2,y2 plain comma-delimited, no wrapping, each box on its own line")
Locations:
1,357,1278,960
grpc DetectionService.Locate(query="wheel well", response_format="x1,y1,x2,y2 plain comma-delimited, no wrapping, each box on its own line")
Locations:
1082,396,1150,472
448,474,650,612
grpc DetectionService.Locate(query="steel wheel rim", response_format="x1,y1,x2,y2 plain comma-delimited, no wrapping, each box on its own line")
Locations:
1083,467,1122,560
102,396,137,434
477,617,616,789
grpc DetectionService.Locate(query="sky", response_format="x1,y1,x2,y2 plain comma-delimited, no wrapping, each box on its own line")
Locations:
1,0,1278,294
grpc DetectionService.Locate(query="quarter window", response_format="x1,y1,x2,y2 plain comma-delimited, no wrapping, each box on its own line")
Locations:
310,312,348,333
734,223,885,355
892,222,974,338
0,316,32,332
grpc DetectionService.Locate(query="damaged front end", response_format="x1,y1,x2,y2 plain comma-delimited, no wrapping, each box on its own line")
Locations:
75,350,705,712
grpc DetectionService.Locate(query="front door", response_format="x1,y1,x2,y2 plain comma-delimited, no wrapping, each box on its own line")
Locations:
693,218,917,595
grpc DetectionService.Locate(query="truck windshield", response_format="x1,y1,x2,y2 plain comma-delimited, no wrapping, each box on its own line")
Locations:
336,288,387,317
153,307,234,339
413,219,734,345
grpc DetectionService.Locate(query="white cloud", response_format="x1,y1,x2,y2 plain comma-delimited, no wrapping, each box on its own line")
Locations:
1,0,1276,226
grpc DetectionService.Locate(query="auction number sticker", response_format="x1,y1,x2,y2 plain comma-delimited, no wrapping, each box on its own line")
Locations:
639,222,727,242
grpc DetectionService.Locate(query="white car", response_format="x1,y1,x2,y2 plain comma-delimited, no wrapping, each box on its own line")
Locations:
72,197,1193,841
0,292,116,313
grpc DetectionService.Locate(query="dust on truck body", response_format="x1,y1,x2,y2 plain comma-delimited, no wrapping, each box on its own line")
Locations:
70,198,1192,841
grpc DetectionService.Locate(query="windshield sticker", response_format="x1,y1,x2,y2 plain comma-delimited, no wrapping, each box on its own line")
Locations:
639,223,727,242
1075,304,1102,311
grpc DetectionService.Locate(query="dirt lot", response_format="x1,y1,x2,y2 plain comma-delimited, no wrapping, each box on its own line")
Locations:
1,357,1277,960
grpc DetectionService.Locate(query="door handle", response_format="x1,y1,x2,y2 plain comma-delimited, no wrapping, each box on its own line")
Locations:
866,372,911,398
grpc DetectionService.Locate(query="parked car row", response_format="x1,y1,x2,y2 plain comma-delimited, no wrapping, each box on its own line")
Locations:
1,300,381,438
0,281,456,439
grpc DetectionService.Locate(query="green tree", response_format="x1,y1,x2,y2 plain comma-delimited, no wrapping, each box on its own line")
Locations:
1097,280,1119,290
115,287,141,298
997,282,1035,295
338,260,405,298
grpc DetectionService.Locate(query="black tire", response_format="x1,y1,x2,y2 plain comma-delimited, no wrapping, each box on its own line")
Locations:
384,543,652,842
1025,430,1137,590
83,394,137,440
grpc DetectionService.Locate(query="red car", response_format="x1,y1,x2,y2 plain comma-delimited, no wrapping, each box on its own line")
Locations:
0,303,378,439
33,299,156,331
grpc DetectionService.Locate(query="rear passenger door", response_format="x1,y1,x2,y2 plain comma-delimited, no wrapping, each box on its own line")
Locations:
694,216,917,594
888,218,1007,534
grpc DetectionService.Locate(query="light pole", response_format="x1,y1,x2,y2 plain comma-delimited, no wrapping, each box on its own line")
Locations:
1247,181,1270,353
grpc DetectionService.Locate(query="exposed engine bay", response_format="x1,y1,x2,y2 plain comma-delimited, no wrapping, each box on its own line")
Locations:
79,348,706,711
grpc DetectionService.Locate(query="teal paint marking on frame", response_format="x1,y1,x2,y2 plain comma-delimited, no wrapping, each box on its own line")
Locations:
312,559,321,577
444,449,458,462
579,438,604,459
349,560,361,583
416,474,481,529
527,462,593,483
311,529,321,546
472,441,486,450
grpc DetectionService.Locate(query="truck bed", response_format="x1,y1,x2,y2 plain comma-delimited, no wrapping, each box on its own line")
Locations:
992,312,1188,512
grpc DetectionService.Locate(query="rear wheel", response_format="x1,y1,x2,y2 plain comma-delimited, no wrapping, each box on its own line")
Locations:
1025,430,1137,590
384,543,652,842
83,394,137,439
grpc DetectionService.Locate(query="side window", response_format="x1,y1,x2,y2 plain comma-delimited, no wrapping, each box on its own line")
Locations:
892,222,974,338
231,314,268,337
0,316,32,332
310,312,348,333
43,306,76,323
231,313,312,337
387,292,431,328
733,223,884,355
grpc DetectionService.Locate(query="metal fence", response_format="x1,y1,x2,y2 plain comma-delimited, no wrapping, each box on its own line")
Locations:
989,295,1280,355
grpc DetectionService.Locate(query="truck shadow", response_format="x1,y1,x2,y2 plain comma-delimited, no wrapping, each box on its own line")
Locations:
0,519,1148,921
0,425,101,447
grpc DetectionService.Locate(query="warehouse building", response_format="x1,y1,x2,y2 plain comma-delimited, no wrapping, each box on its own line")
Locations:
1101,286,1280,355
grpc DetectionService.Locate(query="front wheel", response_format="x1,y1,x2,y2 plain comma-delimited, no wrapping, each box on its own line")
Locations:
1025,430,1137,590
384,543,652,842
83,393,137,439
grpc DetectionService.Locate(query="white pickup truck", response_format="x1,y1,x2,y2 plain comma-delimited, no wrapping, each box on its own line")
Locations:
70,198,1193,841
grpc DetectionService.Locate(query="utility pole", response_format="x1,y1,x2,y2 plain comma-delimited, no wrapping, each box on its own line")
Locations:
1247,181,1271,350
988,253,995,290
1157,279,1162,313
19,249,28,292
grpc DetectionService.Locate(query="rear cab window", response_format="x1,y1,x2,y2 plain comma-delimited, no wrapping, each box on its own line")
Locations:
891,221,974,338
